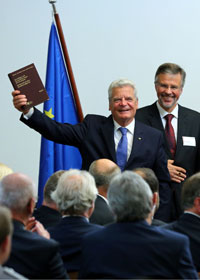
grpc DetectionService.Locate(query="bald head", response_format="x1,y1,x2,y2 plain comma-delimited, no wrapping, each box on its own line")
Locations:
89,159,120,190
0,173,35,213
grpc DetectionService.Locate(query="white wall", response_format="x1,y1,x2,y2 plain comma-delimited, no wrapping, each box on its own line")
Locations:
2,0,200,190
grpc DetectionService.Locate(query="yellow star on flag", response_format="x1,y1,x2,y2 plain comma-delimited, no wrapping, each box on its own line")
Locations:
44,108,54,119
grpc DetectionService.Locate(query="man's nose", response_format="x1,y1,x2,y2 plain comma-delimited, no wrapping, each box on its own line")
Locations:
120,98,127,105
165,87,173,94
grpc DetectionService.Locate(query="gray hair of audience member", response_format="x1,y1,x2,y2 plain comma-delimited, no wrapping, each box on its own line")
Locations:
43,170,66,204
89,159,120,189
0,163,13,181
51,169,98,215
0,206,13,246
0,173,35,213
133,167,159,193
181,172,200,210
154,62,186,88
108,78,138,102
108,171,153,222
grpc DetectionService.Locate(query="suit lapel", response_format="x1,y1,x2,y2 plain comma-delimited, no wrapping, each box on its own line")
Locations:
100,115,116,162
176,105,187,158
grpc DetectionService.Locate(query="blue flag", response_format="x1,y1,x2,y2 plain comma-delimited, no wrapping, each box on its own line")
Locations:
37,22,82,206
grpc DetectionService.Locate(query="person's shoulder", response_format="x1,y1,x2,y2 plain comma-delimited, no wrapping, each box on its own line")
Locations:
2,266,28,279
135,120,162,135
179,104,200,118
84,114,108,121
136,102,156,113
154,223,189,242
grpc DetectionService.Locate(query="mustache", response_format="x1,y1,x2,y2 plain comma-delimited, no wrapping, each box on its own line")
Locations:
160,93,175,98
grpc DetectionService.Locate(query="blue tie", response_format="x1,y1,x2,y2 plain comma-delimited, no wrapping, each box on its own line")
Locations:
116,127,128,171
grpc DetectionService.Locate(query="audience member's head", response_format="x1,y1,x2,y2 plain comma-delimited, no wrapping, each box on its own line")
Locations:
133,167,160,213
0,163,13,181
0,173,36,223
108,171,153,222
181,172,200,214
51,169,98,218
0,206,13,265
43,170,66,206
89,159,120,197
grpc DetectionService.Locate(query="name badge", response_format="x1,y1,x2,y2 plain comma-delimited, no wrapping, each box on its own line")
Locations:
182,136,196,146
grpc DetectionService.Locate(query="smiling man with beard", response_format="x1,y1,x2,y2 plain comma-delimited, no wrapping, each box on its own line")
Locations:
136,62,200,221
12,78,171,222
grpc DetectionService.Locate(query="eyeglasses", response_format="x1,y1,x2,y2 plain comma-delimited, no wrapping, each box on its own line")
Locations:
156,83,181,91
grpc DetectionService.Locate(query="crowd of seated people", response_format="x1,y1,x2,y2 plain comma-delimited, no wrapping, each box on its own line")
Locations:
0,162,199,279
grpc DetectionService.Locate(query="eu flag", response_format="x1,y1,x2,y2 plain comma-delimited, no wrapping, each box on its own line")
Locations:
37,22,82,206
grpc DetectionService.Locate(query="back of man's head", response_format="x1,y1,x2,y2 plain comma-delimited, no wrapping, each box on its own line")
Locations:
181,172,200,211
43,170,66,204
108,171,153,222
0,173,35,215
89,159,120,190
51,169,98,216
133,168,159,193
0,206,13,265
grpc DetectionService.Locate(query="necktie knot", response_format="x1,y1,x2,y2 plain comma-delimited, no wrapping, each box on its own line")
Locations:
119,127,127,136
165,114,174,122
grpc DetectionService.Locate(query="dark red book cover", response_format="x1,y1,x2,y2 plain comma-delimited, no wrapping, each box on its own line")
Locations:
8,63,49,110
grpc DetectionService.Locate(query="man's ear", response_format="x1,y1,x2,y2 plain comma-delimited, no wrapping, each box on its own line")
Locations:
194,197,200,214
27,198,35,215
152,192,158,206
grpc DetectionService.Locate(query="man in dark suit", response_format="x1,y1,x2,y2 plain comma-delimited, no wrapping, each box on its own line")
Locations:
136,63,200,219
79,171,198,279
12,78,171,221
33,170,65,228
48,169,103,274
0,206,27,279
134,167,166,226
89,158,120,225
0,172,68,279
162,171,200,272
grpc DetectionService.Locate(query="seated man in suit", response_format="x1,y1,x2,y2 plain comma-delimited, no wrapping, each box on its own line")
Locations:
12,78,171,222
33,170,65,228
0,206,27,279
89,158,120,225
0,172,68,279
162,171,200,271
134,167,166,226
79,171,198,279
48,169,103,274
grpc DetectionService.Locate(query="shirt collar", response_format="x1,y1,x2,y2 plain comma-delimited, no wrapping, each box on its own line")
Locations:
113,118,135,134
184,211,200,219
156,101,179,119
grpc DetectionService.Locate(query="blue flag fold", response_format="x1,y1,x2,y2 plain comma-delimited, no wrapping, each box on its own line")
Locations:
37,22,82,206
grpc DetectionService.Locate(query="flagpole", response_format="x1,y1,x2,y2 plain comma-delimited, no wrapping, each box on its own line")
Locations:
48,0,84,122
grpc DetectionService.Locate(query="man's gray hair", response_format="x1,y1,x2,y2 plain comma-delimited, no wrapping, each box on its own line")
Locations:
108,171,153,222
89,160,120,189
181,172,200,210
0,206,13,245
154,62,186,88
108,78,138,102
51,169,98,215
0,173,35,213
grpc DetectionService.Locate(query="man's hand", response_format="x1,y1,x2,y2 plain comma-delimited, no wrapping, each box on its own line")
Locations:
26,217,50,239
12,90,30,114
167,159,187,183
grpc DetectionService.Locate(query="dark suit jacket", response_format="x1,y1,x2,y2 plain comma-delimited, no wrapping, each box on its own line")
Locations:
33,205,62,228
4,220,68,279
21,109,171,221
136,103,200,218
48,216,103,272
162,213,200,271
79,220,198,279
89,194,115,225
